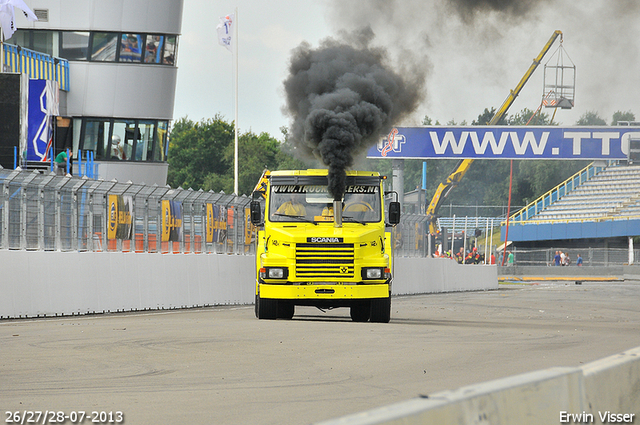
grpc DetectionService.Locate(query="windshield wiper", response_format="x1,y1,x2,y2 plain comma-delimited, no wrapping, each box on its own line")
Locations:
272,213,318,225
342,215,366,225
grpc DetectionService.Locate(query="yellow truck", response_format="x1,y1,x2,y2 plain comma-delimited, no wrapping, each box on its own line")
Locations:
249,169,400,322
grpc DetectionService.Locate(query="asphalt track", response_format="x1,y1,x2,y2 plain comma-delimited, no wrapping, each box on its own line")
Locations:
1,281,640,425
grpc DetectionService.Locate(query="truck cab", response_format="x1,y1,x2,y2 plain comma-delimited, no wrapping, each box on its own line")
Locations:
250,169,400,322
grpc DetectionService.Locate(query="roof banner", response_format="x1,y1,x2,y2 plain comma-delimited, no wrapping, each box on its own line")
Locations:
367,126,640,160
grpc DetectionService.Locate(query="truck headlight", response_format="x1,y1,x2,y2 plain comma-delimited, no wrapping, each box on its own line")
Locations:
362,267,383,279
260,267,287,279
268,268,285,278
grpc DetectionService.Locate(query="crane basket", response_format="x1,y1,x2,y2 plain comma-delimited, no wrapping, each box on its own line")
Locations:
542,41,576,109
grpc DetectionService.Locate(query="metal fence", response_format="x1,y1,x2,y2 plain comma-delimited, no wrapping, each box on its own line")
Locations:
393,214,501,259
0,168,254,254
504,247,639,267
6,168,633,265
392,214,639,266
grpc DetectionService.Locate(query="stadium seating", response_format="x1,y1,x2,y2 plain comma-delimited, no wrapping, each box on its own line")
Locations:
531,164,640,221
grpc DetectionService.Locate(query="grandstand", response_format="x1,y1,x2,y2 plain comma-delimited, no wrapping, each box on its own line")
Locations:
531,165,640,221
503,162,640,251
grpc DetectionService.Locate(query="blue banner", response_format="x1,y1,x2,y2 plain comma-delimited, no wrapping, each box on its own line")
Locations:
367,126,640,160
26,80,58,162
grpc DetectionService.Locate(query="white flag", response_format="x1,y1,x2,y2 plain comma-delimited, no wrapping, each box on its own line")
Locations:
216,13,234,53
0,0,38,40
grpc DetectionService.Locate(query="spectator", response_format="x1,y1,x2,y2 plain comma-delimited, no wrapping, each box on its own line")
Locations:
560,251,566,266
554,251,561,266
498,251,504,266
54,150,72,176
564,253,571,266
576,254,583,266
507,251,514,266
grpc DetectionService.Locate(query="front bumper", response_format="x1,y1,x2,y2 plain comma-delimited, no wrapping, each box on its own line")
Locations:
258,283,390,300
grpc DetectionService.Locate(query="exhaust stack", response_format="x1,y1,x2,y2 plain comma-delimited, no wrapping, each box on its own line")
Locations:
333,199,342,228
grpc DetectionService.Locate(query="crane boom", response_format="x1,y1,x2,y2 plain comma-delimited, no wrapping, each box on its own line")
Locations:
426,30,563,234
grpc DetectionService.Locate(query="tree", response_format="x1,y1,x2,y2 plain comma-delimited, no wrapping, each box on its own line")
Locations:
421,115,441,125
611,111,636,126
472,108,508,126
576,111,606,125
168,117,305,195
507,108,554,126
167,115,234,190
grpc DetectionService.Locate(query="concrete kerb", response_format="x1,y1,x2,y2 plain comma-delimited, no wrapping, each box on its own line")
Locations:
314,347,640,425
498,265,640,283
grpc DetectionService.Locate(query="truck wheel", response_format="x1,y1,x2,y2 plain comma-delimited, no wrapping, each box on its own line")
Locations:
350,302,371,322
256,294,278,320
370,297,391,323
277,302,295,319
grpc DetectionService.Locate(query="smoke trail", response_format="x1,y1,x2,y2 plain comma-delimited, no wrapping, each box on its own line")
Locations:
283,29,425,200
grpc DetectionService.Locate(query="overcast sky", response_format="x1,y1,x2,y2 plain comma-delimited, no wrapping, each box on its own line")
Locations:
173,0,640,139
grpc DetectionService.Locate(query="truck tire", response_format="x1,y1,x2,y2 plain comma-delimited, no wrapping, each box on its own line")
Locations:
277,302,295,319
370,297,391,323
350,302,371,322
256,294,278,320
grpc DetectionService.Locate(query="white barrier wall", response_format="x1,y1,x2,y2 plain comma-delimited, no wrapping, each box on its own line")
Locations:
315,346,640,425
0,251,256,318
0,252,497,319
582,346,640,423
393,257,498,295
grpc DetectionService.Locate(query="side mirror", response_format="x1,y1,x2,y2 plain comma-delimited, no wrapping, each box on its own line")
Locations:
250,201,262,226
388,201,400,225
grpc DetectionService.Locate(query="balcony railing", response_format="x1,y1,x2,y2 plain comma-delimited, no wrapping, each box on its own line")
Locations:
1,43,70,91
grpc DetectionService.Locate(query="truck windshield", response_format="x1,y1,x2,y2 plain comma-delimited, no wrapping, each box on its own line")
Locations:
268,185,381,223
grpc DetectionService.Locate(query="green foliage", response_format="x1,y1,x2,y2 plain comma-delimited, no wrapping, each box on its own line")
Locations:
472,108,507,125
611,111,636,125
576,111,606,125
168,116,305,195
507,108,554,126
167,115,234,190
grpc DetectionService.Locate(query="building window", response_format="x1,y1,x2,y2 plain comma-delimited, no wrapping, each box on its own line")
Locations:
155,121,168,161
61,31,89,61
8,29,177,66
90,32,118,62
136,121,156,161
32,30,58,56
80,118,169,162
9,30,30,49
119,33,143,62
111,120,136,160
163,35,177,65
82,119,111,159
144,35,164,64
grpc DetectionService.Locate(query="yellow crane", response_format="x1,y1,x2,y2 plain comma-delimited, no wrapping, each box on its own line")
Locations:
426,30,563,234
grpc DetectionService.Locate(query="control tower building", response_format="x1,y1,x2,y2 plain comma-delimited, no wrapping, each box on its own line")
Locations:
6,0,184,185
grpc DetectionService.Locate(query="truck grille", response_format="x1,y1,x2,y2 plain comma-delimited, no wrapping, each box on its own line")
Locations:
295,243,355,279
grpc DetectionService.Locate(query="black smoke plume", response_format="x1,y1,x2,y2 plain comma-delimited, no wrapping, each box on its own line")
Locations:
283,29,425,200
446,0,551,18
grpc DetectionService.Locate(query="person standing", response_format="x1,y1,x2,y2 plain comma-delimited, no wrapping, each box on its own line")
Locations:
576,254,583,266
507,251,514,266
554,251,561,266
